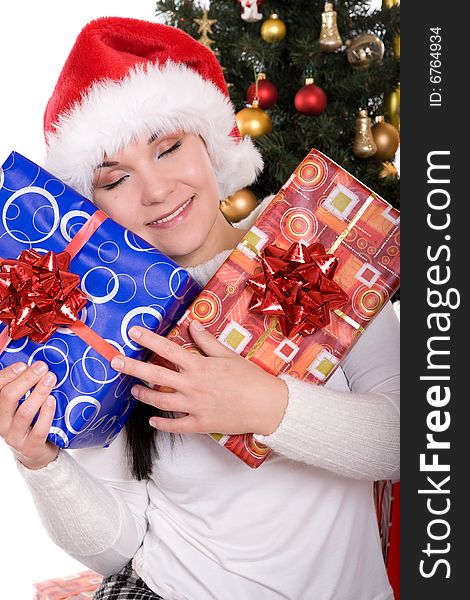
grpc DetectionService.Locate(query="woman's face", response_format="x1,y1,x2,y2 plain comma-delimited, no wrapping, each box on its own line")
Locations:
92,132,224,266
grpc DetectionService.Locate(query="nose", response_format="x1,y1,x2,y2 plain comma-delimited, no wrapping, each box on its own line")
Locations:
140,165,176,206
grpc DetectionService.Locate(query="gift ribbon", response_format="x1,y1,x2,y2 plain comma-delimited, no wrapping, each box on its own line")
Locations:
242,193,376,341
0,210,119,362
247,241,349,338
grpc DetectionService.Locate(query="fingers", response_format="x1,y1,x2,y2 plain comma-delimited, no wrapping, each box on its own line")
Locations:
0,362,27,387
131,384,189,413
29,395,56,445
0,362,50,425
9,371,57,440
188,320,236,358
127,327,196,370
111,353,181,390
149,413,199,434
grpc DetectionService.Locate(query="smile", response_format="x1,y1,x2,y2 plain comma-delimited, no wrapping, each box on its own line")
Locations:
147,196,194,226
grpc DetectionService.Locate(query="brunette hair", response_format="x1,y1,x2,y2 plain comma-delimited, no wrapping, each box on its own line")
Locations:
124,401,177,480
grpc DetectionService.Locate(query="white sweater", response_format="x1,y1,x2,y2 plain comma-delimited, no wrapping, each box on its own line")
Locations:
17,201,399,600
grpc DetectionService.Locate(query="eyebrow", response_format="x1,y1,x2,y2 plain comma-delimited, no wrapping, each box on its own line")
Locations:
147,132,161,145
97,160,119,169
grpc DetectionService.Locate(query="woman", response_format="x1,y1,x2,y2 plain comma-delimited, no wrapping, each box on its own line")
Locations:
0,18,399,600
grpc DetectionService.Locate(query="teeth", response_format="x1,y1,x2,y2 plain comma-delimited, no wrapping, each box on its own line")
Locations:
150,197,193,225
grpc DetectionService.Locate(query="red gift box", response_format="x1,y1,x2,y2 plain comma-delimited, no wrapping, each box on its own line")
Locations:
157,148,400,466
33,570,103,600
152,148,401,594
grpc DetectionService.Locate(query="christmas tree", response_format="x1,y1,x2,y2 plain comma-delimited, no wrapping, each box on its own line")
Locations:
155,0,400,209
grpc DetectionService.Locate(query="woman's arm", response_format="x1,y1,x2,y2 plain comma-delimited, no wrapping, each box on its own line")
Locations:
254,301,400,481
17,431,149,575
109,302,399,482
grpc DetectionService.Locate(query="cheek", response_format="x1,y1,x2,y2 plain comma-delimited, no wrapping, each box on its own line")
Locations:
93,193,123,222
185,149,219,195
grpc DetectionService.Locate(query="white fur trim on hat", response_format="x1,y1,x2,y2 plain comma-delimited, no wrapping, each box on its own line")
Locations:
44,61,263,200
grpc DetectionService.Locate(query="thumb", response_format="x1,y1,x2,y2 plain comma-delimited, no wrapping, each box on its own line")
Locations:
188,320,235,358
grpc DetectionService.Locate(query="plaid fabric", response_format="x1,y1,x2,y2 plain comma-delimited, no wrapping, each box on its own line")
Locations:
93,563,164,599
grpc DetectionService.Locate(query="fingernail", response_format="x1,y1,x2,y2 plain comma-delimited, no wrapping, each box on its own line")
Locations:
129,327,141,339
12,363,27,374
43,372,56,387
149,419,157,428
192,320,204,331
111,356,125,371
33,362,48,375
131,386,140,399
46,395,55,407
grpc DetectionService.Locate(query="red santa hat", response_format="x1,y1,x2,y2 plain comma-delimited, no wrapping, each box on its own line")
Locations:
43,17,263,200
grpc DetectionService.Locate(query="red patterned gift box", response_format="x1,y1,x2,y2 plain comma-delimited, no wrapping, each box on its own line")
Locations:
33,570,103,599
151,148,401,587
156,148,400,467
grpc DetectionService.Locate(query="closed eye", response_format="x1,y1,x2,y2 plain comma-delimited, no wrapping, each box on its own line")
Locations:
102,175,129,191
158,140,182,159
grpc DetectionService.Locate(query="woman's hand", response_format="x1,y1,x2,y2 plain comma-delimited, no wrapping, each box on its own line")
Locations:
0,361,59,470
111,322,288,436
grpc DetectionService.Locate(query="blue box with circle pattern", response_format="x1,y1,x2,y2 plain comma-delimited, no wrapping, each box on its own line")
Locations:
0,152,199,448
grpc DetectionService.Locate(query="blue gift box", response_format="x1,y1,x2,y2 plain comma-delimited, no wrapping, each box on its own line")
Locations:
0,152,200,448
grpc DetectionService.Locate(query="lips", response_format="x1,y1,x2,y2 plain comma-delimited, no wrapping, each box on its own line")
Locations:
146,196,194,226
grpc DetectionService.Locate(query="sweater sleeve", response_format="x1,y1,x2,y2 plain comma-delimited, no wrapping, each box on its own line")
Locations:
253,301,400,481
16,431,149,576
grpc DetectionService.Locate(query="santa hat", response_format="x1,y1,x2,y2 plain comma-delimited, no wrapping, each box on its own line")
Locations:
43,17,263,200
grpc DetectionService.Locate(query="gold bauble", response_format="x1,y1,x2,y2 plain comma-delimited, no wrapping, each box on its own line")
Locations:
236,100,272,138
261,13,286,43
220,188,258,222
384,85,400,130
346,33,385,68
372,116,400,161
352,109,377,159
319,2,343,52
382,0,400,8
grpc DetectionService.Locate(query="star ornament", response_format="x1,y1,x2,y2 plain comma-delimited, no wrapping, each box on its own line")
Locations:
194,9,217,36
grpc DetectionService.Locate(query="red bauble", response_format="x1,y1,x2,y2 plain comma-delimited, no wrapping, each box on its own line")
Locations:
294,83,327,116
247,78,278,110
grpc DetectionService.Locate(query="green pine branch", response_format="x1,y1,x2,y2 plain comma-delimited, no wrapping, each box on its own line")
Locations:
155,0,400,209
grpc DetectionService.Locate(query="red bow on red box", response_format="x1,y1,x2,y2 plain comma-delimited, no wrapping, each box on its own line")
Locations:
247,241,349,337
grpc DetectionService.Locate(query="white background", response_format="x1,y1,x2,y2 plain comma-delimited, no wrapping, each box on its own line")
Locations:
0,4,159,598
0,1,389,599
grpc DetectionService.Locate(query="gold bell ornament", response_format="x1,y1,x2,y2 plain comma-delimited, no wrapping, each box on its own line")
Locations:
220,188,258,222
371,116,400,161
260,13,286,43
352,109,377,159
319,2,343,52
236,99,272,138
345,33,385,68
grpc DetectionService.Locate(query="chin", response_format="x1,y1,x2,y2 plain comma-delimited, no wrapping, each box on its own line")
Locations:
162,237,207,265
